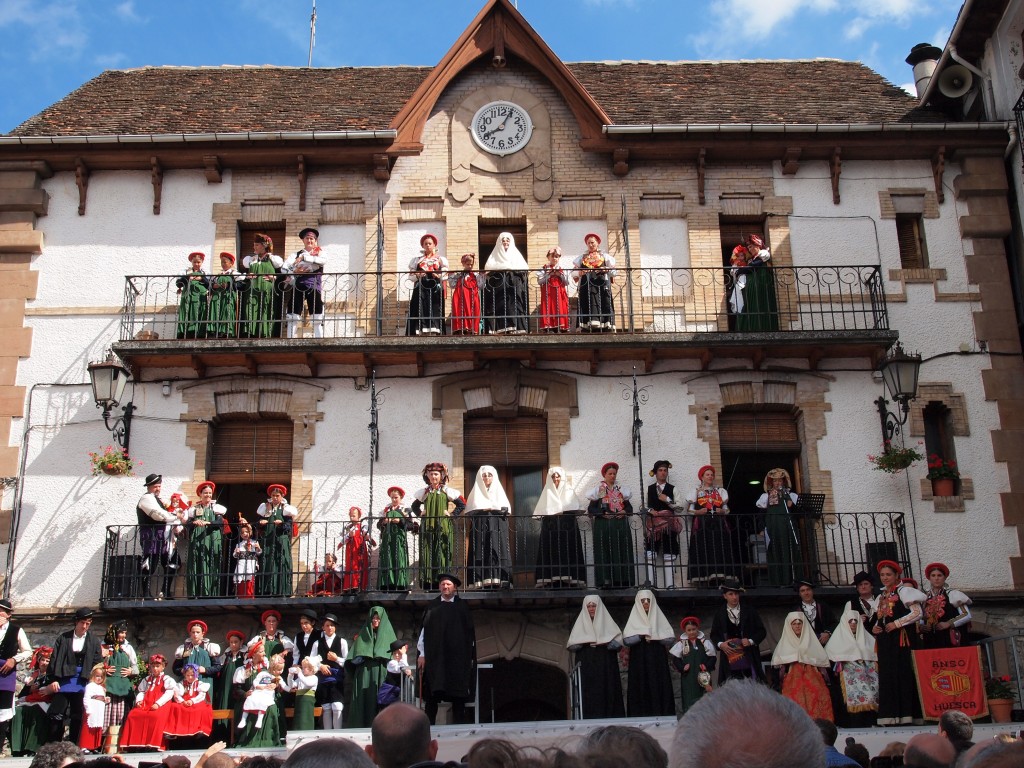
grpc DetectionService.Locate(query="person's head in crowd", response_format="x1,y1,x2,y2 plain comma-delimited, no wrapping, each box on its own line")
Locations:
958,738,1024,768
938,710,974,753
578,726,668,768
815,718,840,747
162,757,191,768
670,679,823,768
879,742,907,758
903,734,956,768
465,739,530,768
236,757,284,768
845,738,871,768
203,753,237,768
367,702,438,768
286,739,375,768
29,742,84,768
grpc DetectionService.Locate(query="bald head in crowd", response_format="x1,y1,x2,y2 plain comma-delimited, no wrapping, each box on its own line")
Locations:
367,703,438,768
903,733,956,768
670,680,823,768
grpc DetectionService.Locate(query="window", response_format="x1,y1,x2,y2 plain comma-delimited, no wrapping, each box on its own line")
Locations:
478,222,528,268
895,214,928,269
923,401,958,493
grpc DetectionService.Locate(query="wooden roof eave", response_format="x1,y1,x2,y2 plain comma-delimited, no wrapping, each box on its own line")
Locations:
387,0,611,154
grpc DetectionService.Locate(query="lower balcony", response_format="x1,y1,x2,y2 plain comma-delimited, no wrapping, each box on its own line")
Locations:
101,508,912,609
113,265,893,377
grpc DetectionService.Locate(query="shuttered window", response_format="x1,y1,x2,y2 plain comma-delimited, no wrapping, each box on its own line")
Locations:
209,420,293,484
895,214,927,269
718,410,800,452
463,417,547,467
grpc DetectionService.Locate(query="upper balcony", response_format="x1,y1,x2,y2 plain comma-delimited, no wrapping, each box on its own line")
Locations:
113,265,894,378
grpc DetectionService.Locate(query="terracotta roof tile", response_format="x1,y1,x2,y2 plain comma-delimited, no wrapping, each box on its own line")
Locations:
8,60,940,137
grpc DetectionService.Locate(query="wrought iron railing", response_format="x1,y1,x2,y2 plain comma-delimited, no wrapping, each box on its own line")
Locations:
119,265,888,342
102,509,908,602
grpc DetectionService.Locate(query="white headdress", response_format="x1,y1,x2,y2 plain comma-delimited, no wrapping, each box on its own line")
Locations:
622,589,675,642
567,594,622,648
825,603,877,663
464,465,511,511
486,232,529,271
532,466,581,516
771,611,830,668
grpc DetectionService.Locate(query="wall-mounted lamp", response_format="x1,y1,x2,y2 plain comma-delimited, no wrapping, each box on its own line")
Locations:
874,341,922,448
87,353,136,453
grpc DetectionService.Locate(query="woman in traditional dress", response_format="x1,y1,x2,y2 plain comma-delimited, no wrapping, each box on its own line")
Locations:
341,506,374,593
919,562,972,649
728,244,749,322
247,610,294,661
572,233,616,332
10,647,54,755
482,232,529,334
670,616,715,715
772,612,834,721
185,481,225,598
735,234,779,331
173,620,221,690
533,466,585,588
242,234,284,339
757,468,800,587
449,253,481,335
213,631,246,713
175,251,209,339
870,559,925,725
230,640,268,735
465,465,513,588
406,234,447,336
283,227,327,339
685,465,735,586
315,614,347,730
165,664,212,741
622,590,676,717
586,462,635,589
256,484,295,597
347,606,398,729
100,621,136,751
119,653,175,752
825,605,878,728
538,247,570,332
566,596,625,719
207,252,242,338
378,486,411,591
412,462,465,590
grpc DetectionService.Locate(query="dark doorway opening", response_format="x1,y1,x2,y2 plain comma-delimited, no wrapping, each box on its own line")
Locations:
476,658,567,722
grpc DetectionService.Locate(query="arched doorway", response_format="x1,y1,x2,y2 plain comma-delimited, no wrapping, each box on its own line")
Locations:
477,657,568,722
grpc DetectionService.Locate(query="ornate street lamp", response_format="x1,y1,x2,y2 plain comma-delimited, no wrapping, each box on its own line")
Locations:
87,353,135,452
875,342,922,447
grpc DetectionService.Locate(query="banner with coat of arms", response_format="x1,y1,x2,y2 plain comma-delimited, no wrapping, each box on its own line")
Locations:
912,646,988,721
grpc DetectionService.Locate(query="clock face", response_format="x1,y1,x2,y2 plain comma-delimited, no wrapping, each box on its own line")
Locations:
471,101,533,156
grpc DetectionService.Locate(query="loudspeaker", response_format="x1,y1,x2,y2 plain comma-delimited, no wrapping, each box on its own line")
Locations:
865,542,899,580
938,65,974,99
103,555,140,600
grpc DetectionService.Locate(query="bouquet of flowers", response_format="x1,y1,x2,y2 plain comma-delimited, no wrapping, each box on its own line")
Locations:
985,674,1014,700
926,454,960,480
88,445,135,476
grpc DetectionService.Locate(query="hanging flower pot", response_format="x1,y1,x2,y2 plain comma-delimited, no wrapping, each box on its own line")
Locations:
88,446,136,477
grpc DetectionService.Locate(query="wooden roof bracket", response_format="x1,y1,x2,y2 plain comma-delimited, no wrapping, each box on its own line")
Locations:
830,147,842,204
244,355,258,376
932,146,945,204
699,349,713,371
373,154,391,182
697,148,706,205
191,355,207,378
613,147,629,177
589,349,599,375
203,155,223,184
297,155,307,212
151,156,163,215
415,352,424,377
306,354,318,378
782,147,801,175
75,158,89,216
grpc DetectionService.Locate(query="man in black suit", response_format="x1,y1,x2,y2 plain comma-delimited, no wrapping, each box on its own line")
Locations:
417,574,475,725
795,580,837,646
48,608,103,743
645,460,681,588
709,579,766,684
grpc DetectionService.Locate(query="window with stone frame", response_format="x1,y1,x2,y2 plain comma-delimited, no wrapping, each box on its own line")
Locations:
923,401,958,494
895,213,928,269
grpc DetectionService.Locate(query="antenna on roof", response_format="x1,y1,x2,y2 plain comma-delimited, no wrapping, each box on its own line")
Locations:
307,0,317,68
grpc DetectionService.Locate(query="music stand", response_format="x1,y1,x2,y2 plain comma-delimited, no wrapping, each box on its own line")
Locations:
794,493,831,585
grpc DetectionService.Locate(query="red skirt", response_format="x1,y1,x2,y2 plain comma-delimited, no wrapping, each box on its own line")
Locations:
119,706,170,750
78,725,103,751
781,662,834,722
164,701,213,737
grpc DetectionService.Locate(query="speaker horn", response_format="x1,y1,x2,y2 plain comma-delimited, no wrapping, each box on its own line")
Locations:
937,65,974,99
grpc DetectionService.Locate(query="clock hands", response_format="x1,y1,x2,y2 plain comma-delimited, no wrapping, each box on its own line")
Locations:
482,116,510,141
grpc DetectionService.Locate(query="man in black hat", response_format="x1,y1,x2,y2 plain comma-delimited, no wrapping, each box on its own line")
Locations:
851,571,877,623
48,608,103,743
417,574,475,725
283,227,327,339
292,608,322,668
136,474,183,599
794,580,837,646
0,598,31,750
709,579,766,685
645,460,681,589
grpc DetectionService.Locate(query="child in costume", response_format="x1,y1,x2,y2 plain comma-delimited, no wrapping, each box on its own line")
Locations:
79,664,108,753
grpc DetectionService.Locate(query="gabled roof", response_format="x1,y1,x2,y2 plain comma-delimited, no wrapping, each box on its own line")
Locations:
8,60,936,139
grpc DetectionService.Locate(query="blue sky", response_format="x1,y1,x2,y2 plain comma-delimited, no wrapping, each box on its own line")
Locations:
1,0,961,134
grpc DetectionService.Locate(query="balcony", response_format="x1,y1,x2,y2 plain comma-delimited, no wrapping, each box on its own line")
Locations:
101,508,911,609
113,265,893,377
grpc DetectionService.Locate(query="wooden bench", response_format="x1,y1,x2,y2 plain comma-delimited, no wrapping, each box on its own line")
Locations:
211,707,323,745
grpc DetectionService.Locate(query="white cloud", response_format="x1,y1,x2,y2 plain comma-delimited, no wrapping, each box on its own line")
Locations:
0,1,87,61
931,25,951,49
690,0,837,57
94,52,128,68
115,1,141,22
